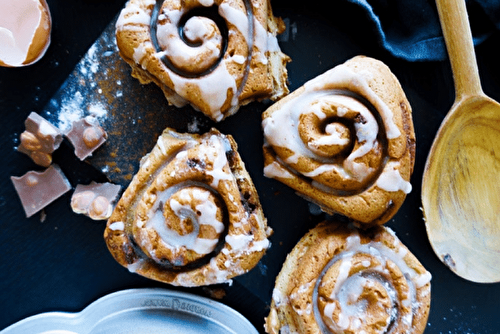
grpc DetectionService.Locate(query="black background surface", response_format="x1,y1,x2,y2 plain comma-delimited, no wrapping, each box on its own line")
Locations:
1,0,500,332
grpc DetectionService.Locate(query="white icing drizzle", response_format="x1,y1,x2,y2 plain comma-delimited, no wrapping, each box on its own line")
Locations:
225,233,270,254
145,187,224,255
197,0,214,7
232,54,246,64
309,123,350,148
119,0,282,120
157,134,167,155
157,10,223,73
305,66,401,139
204,134,233,186
376,161,412,194
116,1,154,31
312,228,431,333
162,54,234,122
132,42,150,69
127,258,146,273
289,281,315,316
115,129,271,286
173,256,235,286
219,3,249,42
266,30,281,53
109,221,125,231
155,3,245,120
263,160,294,179
263,63,411,193
272,287,288,307
263,92,379,182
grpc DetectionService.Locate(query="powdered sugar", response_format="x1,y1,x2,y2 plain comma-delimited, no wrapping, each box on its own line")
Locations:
43,25,117,133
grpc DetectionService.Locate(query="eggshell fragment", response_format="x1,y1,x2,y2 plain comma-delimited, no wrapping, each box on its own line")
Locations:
0,0,51,67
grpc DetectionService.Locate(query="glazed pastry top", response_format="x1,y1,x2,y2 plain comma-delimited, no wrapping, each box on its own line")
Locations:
262,56,415,225
265,221,431,334
263,60,409,192
115,0,289,121
104,128,271,286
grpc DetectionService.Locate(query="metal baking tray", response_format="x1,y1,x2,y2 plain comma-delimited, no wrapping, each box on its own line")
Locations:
1,288,258,334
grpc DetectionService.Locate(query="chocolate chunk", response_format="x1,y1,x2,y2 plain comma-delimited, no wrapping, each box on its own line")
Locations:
65,116,107,160
11,165,71,218
17,112,63,167
71,181,121,220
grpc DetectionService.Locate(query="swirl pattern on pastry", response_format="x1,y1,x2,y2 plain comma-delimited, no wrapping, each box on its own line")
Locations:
104,128,271,286
265,220,431,334
115,0,290,122
262,56,415,226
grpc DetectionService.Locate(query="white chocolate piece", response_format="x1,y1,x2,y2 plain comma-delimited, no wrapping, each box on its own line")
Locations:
65,116,107,160
11,165,71,218
71,182,121,220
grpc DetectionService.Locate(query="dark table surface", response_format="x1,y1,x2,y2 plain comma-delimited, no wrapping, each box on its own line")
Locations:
1,0,500,333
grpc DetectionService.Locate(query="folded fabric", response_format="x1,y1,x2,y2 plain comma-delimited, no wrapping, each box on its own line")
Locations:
349,0,500,61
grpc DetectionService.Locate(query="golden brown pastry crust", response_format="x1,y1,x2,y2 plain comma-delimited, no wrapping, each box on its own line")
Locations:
265,220,431,334
104,128,271,286
262,56,415,226
115,0,290,122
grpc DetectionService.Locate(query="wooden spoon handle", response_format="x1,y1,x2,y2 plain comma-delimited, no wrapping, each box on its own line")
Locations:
436,0,483,100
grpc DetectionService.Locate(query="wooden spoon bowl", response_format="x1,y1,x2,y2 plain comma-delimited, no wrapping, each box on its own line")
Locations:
422,0,500,283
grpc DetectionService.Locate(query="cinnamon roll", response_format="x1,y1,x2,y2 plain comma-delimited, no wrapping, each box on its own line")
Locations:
115,0,290,122
262,56,415,226
265,220,431,334
104,128,271,286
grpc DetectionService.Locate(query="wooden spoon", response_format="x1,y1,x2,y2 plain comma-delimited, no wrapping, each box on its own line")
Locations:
422,0,500,283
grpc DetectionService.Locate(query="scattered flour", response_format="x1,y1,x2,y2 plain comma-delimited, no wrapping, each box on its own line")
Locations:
44,29,118,133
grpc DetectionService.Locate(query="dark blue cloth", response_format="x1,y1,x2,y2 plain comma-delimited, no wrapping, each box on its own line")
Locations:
348,0,500,61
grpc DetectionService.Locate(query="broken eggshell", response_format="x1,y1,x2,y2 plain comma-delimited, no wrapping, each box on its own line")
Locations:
0,0,52,67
